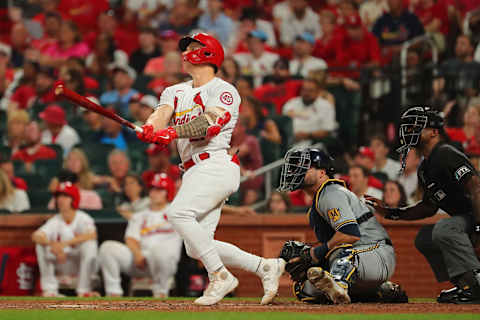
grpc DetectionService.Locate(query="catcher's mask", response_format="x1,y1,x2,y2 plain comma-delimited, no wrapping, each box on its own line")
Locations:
397,106,444,173
278,148,335,192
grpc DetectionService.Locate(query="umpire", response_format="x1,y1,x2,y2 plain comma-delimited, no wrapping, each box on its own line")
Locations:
368,106,480,304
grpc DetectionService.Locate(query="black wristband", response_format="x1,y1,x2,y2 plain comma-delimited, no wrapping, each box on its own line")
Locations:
313,243,329,262
385,208,402,220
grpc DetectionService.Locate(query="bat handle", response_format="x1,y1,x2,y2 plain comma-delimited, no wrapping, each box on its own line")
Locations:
133,125,143,133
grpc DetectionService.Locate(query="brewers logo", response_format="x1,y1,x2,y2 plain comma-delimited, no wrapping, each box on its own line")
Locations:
327,208,341,222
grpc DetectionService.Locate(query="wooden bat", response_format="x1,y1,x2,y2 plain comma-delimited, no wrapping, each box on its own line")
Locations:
53,80,143,133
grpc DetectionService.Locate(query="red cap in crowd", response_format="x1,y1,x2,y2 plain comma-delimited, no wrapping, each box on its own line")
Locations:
39,105,67,125
358,146,375,161
150,173,175,201
344,14,362,28
54,182,80,209
145,144,170,157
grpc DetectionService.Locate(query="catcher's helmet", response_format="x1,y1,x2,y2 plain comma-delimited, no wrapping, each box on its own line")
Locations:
278,148,335,192
54,182,80,209
150,173,175,202
397,105,444,154
179,33,224,72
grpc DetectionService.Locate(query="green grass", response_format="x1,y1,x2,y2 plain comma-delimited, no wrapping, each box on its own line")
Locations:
0,311,478,320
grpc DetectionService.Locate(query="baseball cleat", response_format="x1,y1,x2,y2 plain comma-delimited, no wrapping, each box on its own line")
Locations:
194,267,238,306
257,258,286,305
437,287,460,303
307,267,351,304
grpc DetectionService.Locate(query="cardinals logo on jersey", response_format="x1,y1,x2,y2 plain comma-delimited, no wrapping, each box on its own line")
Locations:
173,93,205,126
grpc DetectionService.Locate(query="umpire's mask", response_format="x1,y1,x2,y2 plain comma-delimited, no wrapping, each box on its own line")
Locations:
278,148,335,192
396,106,444,173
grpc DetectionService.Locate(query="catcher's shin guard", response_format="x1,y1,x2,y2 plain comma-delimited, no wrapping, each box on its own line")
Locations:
293,281,330,304
327,245,357,289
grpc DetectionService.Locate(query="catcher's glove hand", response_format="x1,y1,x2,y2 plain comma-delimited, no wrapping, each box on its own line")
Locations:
279,240,314,282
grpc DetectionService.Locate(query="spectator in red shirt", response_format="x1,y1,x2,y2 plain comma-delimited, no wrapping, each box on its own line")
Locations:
142,144,181,192
7,59,37,111
313,10,344,67
57,0,109,34
231,119,264,205
12,121,57,171
144,30,181,78
341,146,386,188
288,189,313,207
336,14,382,79
254,58,302,114
84,10,138,57
32,65,57,106
446,104,480,152
412,0,449,51
40,20,90,68
32,12,62,54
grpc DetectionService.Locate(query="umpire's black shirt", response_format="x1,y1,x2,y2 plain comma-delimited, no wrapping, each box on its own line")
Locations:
418,142,477,216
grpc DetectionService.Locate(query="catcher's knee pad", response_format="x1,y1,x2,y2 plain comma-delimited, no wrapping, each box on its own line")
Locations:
293,281,330,304
327,245,357,289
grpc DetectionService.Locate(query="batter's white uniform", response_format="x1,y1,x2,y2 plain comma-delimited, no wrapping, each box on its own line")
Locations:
159,77,264,275
35,210,98,295
98,207,182,296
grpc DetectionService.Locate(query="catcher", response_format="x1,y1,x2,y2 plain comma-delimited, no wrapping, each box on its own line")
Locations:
278,148,407,304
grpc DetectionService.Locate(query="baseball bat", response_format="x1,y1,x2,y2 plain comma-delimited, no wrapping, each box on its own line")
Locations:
53,80,143,133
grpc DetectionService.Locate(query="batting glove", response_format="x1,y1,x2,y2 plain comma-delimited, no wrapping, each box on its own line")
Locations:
137,124,156,143
153,126,178,145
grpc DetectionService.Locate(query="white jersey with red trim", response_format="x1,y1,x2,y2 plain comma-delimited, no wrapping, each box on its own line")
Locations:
125,206,181,249
157,77,240,162
39,210,96,244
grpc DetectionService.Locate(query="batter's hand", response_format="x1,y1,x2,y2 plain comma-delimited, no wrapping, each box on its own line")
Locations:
153,126,178,145
136,124,156,143
364,196,389,216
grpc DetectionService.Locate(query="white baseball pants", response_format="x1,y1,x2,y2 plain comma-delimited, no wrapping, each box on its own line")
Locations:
35,240,98,295
167,150,261,274
98,240,182,296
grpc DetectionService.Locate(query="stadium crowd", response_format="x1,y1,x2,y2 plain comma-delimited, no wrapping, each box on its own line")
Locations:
0,0,480,297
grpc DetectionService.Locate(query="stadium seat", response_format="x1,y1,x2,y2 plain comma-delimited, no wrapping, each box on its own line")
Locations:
270,115,294,155
34,159,62,182
27,189,51,209
17,172,49,190
78,143,115,175
127,140,148,173
0,110,6,138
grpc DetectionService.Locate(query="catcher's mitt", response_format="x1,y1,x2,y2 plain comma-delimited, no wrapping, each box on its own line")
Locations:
279,240,314,282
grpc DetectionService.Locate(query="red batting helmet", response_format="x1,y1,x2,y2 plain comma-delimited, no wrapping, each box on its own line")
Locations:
55,182,80,209
179,33,224,72
150,173,175,202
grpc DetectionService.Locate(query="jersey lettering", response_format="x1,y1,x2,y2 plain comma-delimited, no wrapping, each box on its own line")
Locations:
455,165,471,181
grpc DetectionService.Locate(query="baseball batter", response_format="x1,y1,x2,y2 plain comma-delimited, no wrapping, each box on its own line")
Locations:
278,148,407,304
136,33,285,305
99,173,182,297
32,182,99,297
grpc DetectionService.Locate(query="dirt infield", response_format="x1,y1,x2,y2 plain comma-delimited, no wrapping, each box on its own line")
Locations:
0,299,479,313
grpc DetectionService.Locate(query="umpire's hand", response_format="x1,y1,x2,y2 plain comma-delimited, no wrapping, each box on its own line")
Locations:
365,196,389,216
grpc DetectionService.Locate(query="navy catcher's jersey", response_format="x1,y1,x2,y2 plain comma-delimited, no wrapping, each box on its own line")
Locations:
417,142,477,216
308,179,390,246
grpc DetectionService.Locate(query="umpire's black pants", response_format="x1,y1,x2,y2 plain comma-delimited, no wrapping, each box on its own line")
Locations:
415,215,480,283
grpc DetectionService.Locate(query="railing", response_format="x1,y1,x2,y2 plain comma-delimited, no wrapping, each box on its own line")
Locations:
463,8,480,38
400,35,439,106
240,158,285,210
